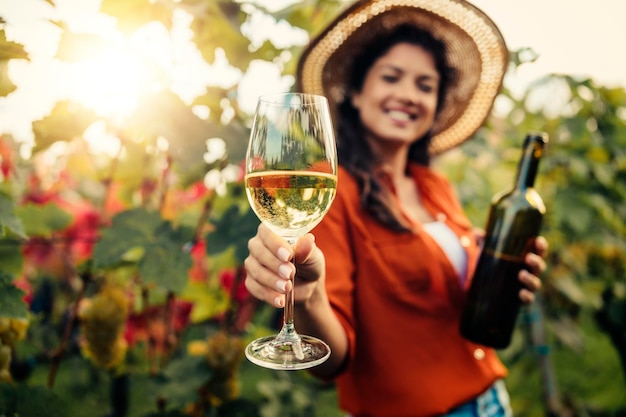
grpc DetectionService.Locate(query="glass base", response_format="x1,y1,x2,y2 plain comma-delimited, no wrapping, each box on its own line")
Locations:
245,334,331,370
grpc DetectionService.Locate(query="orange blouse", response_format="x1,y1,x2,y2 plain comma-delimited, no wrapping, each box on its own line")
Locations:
313,164,507,417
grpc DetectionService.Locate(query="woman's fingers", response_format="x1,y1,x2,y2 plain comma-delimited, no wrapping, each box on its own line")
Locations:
248,227,293,277
244,224,295,308
524,252,546,276
519,288,535,304
534,235,549,258
518,236,549,303
519,269,541,292
245,225,326,307
518,271,540,304
472,228,485,247
244,254,292,308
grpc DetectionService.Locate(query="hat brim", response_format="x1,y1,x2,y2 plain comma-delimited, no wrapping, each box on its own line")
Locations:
297,0,508,155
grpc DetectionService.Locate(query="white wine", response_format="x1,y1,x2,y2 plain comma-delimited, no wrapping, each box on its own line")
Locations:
245,170,337,238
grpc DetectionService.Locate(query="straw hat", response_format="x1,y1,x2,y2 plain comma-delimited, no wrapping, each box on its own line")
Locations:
297,0,508,155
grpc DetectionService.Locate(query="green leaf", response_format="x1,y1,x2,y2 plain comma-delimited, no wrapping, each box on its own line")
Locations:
0,29,29,97
92,208,193,293
0,238,24,275
31,101,99,153
126,90,215,184
100,0,172,34
138,224,193,294
181,280,229,323
151,354,212,408
0,384,68,417
0,60,17,97
188,1,250,67
191,86,231,123
0,270,27,318
206,205,259,263
142,410,189,417
164,352,212,381
0,29,29,61
0,193,27,238
92,208,164,267
15,202,73,237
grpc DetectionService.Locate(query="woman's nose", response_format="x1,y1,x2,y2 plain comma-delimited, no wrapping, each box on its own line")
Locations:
396,83,421,104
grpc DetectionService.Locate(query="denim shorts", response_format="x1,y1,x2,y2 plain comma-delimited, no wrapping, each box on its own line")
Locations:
444,379,512,417
344,379,512,417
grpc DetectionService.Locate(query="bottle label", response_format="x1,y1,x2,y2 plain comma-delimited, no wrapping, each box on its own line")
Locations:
483,231,539,259
480,248,525,262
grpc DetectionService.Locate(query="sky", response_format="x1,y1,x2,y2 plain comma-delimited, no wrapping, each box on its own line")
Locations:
1,0,625,146
471,0,626,88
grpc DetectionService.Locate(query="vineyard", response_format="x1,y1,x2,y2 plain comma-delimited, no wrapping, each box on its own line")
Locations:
0,1,625,416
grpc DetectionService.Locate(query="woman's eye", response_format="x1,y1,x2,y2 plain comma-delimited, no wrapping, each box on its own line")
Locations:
382,75,398,83
418,83,435,93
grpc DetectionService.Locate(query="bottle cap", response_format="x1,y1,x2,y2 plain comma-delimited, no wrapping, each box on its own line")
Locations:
525,132,549,146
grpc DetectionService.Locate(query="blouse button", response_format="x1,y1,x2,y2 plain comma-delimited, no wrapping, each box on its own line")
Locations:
460,235,471,247
473,348,485,360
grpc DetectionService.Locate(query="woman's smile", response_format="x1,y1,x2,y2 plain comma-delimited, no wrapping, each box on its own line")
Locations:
386,108,417,123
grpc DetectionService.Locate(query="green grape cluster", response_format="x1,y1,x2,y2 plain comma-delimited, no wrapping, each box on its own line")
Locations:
204,331,244,406
79,286,128,370
0,317,29,383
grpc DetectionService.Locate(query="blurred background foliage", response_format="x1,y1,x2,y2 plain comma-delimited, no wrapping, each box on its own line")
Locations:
0,0,624,416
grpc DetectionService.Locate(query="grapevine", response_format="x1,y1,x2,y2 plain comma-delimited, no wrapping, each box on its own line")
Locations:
0,317,29,383
78,286,129,370
204,331,244,405
187,331,245,408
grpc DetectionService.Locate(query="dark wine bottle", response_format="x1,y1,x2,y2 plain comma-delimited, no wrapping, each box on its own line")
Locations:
460,132,548,349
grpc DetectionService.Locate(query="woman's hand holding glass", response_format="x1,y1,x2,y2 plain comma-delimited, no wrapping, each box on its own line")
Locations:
245,224,326,309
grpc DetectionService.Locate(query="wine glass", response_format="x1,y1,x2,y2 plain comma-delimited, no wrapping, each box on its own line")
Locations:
244,92,338,370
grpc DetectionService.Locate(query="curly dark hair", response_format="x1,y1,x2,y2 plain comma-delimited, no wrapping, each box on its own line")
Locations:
336,24,455,231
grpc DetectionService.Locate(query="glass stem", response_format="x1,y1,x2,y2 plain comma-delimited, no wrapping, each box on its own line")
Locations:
276,237,300,343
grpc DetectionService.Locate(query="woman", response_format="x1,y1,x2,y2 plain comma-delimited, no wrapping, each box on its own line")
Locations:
244,0,548,416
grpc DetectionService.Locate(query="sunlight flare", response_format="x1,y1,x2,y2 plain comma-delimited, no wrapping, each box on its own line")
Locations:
66,44,160,120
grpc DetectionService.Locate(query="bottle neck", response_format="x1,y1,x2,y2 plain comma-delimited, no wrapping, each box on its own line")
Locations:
514,136,545,190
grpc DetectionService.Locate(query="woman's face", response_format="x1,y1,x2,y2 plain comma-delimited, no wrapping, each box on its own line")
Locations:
351,42,440,150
